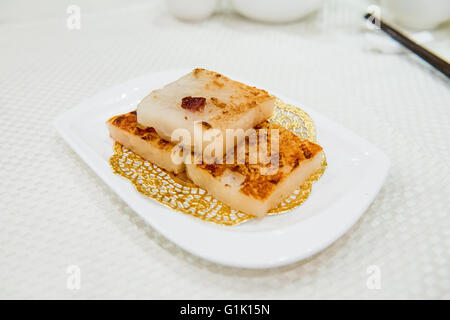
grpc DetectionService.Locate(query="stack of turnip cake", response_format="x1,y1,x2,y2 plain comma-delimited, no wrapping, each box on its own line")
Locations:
107,69,323,217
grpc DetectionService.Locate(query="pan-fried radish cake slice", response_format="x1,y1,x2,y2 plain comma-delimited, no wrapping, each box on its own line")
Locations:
106,111,184,174
186,122,323,218
136,68,276,153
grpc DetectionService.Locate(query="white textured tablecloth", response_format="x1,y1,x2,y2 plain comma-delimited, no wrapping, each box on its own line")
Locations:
0,0,449,299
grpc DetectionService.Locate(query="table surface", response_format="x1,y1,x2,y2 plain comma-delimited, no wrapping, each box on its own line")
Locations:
1,0,449,299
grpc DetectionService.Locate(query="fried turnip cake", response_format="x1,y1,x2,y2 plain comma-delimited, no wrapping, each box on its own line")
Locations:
106,111,184,174
186,122,323,218
136,68,276,154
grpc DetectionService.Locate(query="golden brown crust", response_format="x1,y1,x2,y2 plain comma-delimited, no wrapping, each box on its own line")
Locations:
190,68,275,125
107,111,176,151
196,122,323,200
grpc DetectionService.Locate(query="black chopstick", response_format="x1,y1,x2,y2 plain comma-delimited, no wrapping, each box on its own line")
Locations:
364,13,450,78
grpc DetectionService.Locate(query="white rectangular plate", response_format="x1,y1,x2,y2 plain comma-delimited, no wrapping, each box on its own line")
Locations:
54,69,389,269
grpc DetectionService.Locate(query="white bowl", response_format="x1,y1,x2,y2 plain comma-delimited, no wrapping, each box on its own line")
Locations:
380,0,450,30
231,0,322,23
166,0,218,22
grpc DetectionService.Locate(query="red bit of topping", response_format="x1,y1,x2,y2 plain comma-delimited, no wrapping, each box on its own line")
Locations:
181,96,206,112
201,121,212,129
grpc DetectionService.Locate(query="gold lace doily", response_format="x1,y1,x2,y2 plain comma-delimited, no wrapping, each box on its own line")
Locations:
109,100,327,226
